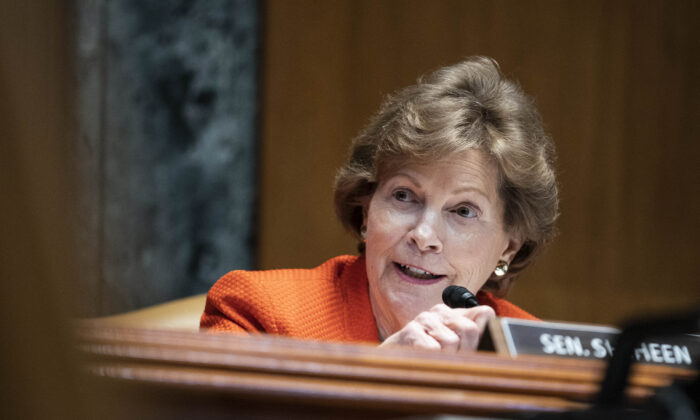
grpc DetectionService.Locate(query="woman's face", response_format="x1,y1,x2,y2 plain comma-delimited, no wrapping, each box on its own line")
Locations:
363,149,522,338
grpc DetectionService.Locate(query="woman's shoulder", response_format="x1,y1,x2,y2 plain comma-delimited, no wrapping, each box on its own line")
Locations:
201,255,371,338
207,255,363,306
215,254,360,286
477,291,539,321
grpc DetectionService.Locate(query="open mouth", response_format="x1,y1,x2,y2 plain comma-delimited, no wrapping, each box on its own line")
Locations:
394,262,445,280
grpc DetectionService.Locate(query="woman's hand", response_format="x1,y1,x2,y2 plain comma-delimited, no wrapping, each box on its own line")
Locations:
379,304,495,352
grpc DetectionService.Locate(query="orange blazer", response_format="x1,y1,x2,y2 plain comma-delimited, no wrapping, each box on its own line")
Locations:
200,255,537,343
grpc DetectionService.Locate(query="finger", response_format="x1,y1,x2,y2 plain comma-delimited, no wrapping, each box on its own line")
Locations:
425,305,474,350
410,331,443,351
469,305,496,336
460,306,496,350
388,320,442,351
448,305,496,332
437,316,475,350
437,305,496,351
415,311,461,352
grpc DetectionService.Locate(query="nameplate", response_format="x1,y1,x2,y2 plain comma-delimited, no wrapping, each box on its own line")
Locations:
483,318,700,368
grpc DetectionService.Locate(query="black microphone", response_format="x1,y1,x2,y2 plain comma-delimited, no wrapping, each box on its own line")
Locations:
442,285,479,308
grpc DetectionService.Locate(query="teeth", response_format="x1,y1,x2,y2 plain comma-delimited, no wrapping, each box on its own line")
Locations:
398,264,441,280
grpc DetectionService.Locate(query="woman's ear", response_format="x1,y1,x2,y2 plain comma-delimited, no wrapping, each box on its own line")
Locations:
500,235,523,264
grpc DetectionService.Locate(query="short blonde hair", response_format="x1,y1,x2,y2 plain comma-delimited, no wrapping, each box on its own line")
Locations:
334,56,558,296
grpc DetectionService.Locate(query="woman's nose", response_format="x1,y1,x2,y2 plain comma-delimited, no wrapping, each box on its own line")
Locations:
408,211,443,253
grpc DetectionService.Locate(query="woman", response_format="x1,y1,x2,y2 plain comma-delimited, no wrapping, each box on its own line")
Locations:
200,56,558,352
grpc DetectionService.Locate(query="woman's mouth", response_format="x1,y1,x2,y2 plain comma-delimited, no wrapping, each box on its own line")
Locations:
393,262,445,284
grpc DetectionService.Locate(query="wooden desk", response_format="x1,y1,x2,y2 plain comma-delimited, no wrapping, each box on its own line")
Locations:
76,323,695,419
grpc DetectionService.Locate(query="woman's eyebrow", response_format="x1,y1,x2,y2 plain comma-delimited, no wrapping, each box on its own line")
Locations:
390,172,422,188
391,172,492,202
452,186,491,203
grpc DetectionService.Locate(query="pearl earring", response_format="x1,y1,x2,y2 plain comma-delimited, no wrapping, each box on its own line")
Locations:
494,260,509,277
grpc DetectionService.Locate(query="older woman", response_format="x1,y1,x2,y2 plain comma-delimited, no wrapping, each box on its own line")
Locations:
200,56,558,352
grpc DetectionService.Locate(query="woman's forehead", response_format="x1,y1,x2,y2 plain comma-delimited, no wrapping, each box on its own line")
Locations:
377,148,498,182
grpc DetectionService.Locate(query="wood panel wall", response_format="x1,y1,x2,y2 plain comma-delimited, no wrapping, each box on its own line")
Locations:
259,0,700,324
0,3,88,418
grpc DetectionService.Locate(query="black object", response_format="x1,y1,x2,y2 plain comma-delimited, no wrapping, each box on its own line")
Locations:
442,285,479,308
525,305,700,420
596,307,700,407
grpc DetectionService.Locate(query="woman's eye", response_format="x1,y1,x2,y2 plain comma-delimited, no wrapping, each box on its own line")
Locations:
392,189,413,202
455,206,478,218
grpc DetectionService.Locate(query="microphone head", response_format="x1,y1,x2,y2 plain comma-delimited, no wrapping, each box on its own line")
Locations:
442,285,479,308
